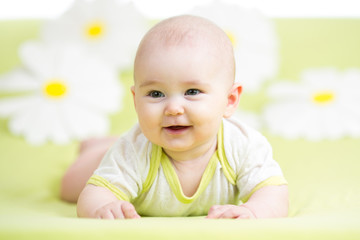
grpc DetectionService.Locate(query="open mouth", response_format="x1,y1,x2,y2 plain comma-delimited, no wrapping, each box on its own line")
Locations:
164,125,191,134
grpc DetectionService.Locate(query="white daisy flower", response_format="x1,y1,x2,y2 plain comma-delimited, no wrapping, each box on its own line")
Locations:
263,68,360,140
0,41,123,145
41,0,149,69
191,1,279,92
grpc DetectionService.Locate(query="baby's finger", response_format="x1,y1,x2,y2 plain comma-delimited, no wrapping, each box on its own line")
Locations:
219,208,242,219
206,205,232,219
236,214,252,219
98,209,116,219
219,208,252,219
110,206,125,219
122,202,141,219
234,206,255,219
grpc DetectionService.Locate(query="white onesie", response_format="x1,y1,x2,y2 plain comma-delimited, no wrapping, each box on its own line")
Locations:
88,117,287,217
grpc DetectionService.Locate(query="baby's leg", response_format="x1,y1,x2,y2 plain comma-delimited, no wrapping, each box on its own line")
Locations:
60,136,118,203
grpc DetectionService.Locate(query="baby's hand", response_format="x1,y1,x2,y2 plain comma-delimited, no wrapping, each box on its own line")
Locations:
94,200,140,219
206,204,256,219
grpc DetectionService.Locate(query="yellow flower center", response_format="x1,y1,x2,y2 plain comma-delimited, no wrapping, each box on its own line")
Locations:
225,30,237,48
43,80,67,98
86,21,105,39
312,91,335,104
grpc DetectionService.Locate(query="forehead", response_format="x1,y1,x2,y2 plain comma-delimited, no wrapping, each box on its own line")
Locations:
134,44,234,92
134,44,234,91
137,31,220,64
136,43,219,78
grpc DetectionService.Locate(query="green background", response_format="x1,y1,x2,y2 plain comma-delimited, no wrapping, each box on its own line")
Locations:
0,19,360,239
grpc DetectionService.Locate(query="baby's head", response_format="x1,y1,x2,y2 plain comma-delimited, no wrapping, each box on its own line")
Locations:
134,15,235,87
131,15,241,155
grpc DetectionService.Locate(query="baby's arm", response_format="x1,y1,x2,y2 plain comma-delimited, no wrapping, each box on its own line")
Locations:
207,185,288,219
77,184,140,219
61,137,118,203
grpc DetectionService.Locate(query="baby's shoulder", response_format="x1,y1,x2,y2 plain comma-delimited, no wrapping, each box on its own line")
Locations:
106,124,152,172
223,117,266,144
222,117,273,169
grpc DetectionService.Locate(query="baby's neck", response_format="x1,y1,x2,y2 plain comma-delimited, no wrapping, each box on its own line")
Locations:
165,138,217,197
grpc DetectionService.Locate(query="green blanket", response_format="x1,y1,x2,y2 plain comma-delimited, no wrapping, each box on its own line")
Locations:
1,19,360,240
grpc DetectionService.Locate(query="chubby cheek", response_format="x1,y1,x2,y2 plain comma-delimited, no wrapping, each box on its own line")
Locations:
190,99,226,123
136,103,162,136
188,104,224,136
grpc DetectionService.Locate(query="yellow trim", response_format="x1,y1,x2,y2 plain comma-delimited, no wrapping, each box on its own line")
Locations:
141,144,162,194
240,176,288,203
149,122,237,204
87,175,130,202
161,151,218,204
217,123,236,185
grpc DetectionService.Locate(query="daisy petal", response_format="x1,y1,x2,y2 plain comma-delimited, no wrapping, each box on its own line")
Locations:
60,101,109,139
44,103,71,144
9,104,48,144
19,41,53,79
10,101,71,145
71,82,122,113
0,69,39,92
0,96,40,117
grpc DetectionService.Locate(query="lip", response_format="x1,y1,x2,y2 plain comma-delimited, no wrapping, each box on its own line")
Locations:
163,125,191,135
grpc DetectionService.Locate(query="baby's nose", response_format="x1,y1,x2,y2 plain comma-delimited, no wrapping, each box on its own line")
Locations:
164,97,185,116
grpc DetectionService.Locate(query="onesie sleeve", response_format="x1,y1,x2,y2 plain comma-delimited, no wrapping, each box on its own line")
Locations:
87,124,151,202
223,118,287,203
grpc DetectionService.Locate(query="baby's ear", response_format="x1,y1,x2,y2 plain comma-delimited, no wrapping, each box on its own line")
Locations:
224,83,242,118
131,86,136,108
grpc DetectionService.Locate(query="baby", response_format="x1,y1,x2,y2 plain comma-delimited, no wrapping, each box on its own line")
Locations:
69,15,288,219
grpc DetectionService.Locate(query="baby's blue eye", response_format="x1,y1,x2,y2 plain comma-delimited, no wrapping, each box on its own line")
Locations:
148,91,165,98
185,89,201,96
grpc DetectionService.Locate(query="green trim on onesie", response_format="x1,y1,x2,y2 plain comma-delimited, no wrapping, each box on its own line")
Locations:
217,124,236,185
161,147,219,204
240,175,288,203
141,144,162,194
87,175,130,202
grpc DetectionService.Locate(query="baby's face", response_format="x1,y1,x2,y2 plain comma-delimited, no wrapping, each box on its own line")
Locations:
132,44,233,157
